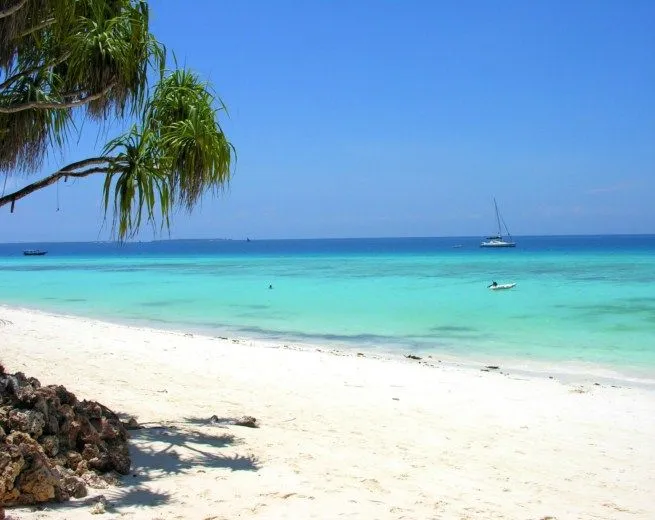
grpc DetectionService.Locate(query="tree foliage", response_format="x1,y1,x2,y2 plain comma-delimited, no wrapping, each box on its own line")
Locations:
0,0,234,238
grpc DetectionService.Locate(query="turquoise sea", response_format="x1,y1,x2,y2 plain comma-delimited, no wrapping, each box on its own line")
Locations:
1,236,654,380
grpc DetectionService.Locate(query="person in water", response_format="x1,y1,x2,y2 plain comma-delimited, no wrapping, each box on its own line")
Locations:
268,284,273,289
488,281,498,288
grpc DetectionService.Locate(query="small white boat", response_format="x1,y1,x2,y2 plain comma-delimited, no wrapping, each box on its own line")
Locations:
481,198,516,248
488,282,516,290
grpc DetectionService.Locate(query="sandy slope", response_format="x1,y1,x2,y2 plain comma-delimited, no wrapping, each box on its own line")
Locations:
1,306,654,520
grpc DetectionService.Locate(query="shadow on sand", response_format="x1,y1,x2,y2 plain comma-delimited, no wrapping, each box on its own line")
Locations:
9,417,259,516
129,420,260,475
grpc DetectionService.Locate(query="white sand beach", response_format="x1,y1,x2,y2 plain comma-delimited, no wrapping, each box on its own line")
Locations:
2,306,654,519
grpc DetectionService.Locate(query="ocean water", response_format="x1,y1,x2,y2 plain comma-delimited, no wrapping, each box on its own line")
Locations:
1,236,654,379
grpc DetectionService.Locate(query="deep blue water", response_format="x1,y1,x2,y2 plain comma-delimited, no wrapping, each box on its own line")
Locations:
2,234,654,257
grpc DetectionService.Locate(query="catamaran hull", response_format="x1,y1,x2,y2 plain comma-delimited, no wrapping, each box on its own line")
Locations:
480,241,516,248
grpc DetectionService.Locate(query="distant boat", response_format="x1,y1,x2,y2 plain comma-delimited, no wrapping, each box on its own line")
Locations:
480,198,516,248
23,250,47,256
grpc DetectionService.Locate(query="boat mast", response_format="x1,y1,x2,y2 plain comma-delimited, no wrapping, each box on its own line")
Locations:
493,197,502,237
500,212,513,241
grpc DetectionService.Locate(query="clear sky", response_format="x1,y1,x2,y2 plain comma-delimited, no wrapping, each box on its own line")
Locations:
2,0,654,242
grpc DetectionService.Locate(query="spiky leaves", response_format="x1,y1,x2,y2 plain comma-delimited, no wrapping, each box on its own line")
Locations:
1,1,233,240
102,69,233,239
61,0,164,119
102,126,169,238
0,67,70,173
0,0,163,173
148,69,233,210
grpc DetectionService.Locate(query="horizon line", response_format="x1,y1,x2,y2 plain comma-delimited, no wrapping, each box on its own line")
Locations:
1,232,654,245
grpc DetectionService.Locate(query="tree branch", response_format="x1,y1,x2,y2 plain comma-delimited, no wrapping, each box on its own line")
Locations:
0,52,71,90
0,82,116,113
0,0,27,19
64,166,112,178
0,157,116,211
18,16,55,38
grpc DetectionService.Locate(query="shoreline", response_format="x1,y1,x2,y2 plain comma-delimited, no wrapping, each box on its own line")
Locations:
3,303,655,390
2,305,655,519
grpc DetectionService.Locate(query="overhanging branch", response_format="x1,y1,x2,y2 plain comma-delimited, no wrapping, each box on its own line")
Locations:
0,0,27,19
0,51,71,90
18,16,55,38
0,157,117,211
0,82,116,113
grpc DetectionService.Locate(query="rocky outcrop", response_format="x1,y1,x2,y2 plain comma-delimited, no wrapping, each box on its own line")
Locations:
0,370,130,506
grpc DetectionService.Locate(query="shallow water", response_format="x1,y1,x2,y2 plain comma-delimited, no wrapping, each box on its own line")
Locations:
1,235,653,378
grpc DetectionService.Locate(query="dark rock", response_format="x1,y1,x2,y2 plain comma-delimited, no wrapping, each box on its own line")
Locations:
0,442,23,503
8,409,45,438
405,354,421,360
122,417,140,430
108,448,130,475
60,473,87,499
0,370,131,506
65,450,83,471
80,471,111,489
2,432,61,505
81,443,101,463
233,416,258,428
40,435,59,457
485,365,500,370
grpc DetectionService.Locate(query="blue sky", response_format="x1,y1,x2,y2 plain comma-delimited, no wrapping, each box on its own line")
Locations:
2,0,654,242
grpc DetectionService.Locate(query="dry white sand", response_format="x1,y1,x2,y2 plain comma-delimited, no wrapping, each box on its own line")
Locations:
1,306,654,520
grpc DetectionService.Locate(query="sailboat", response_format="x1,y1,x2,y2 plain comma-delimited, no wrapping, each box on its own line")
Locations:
480,198,516,248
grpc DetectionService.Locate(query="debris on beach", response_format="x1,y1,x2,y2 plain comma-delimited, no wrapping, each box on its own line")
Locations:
209,415,259,428
234,416,258,428
405,354,421,360
0,370,130,506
